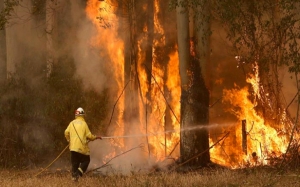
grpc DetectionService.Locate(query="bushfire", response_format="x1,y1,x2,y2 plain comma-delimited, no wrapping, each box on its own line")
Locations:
86,0,296,169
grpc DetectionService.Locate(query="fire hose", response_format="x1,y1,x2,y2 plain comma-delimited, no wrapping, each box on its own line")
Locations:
34,144,69,177
34,126,209,177
33,134,149,177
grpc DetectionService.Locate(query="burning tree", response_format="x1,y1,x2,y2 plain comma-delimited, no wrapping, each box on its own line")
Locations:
175,0,211,167
87,0,211,169
3,0,300,171
210,0,300,167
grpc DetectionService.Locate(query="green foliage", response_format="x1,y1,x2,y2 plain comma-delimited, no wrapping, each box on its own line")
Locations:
0,57,109,168
212,0,300,74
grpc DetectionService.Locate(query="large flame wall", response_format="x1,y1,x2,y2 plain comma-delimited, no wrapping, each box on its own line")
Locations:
85,0,293,169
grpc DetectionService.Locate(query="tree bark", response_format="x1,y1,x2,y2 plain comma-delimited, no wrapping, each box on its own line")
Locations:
176,1,190,89
177,0,193,166
193,0,211,166
46,0,58,77
0,0,6,85
177,0,210,167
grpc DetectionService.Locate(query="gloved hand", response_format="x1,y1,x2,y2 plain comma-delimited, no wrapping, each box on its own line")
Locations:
96,136,102,140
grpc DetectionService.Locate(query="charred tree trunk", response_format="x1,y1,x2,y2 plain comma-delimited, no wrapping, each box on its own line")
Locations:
180,39,210,167
195,3,211,90
176,0,191,166
177,1,210,167
0,0,6,85
192,0,211,166
190,42,210,166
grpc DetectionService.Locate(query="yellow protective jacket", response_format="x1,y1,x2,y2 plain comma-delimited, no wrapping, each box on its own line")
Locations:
64,116,96,155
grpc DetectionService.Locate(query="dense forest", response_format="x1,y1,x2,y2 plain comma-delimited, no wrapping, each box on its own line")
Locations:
1,0,300,172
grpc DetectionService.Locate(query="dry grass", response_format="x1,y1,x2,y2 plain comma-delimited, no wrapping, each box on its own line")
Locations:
1,168,300,187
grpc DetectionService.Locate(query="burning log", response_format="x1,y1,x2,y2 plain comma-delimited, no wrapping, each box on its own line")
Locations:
242,120,247,155
251,152,258,165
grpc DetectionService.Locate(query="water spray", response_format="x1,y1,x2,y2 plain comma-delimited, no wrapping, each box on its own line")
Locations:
101,123,233,139
34,122,232,177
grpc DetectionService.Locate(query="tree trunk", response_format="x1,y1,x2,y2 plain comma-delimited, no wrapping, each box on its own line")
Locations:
177,0,210,167
190,45,210,166
0,0,6,85
176,0,192,165
145,0,153,95
5,0,47,81
176,1,190,89
123,0,141,144
46,0,58,77
195,4,211,90
193,1,211,166
144,0,153,156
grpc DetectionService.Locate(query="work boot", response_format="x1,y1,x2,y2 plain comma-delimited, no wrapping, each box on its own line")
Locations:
72,175,79,182
72,172,79,182
77,168,84,177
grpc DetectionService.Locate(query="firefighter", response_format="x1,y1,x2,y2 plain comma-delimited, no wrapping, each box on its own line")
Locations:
64,107,102,182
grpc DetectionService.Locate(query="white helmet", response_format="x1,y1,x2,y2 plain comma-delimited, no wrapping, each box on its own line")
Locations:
75,107,85,116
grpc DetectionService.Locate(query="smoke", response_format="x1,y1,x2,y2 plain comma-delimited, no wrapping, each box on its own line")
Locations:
278,67,298,118
208,22,247,125
89,139,150,174
5,0,46,84
80,0,300,170
209,21,299,121
70,1,110,93
69,1,142,172
0,0,50,163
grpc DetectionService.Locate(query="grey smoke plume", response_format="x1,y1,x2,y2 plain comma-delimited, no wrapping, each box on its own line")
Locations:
70,1,109,93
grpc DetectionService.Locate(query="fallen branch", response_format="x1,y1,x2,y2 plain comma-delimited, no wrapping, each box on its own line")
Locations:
87,144,144,174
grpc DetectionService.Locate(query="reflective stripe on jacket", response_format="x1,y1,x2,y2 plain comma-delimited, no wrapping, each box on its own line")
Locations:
64,116,96,155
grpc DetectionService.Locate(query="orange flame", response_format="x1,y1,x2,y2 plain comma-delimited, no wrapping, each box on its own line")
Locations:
210,63,289,167
85,0,291,169
86,0,124,149
86,0,180,165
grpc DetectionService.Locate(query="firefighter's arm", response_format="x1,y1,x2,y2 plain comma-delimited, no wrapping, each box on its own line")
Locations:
64,125,70,142
88,134,102,140
85,125,97,141
85,123,102,141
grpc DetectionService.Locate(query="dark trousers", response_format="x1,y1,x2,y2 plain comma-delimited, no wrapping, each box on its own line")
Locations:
70,151,90,177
